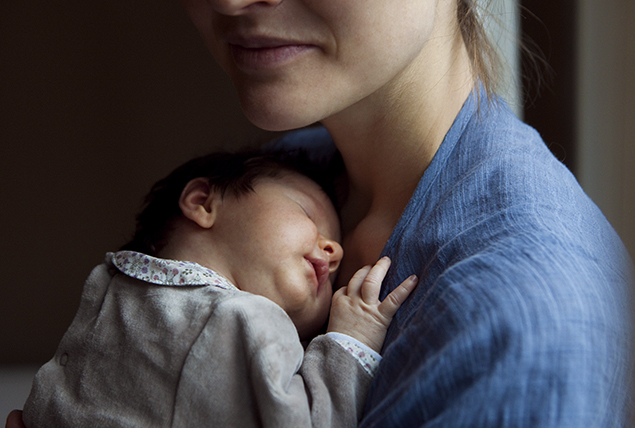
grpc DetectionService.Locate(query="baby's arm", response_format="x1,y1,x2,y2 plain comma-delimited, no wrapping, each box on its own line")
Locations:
327,257,417,353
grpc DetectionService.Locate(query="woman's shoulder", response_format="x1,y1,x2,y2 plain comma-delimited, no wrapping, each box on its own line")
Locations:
460,97,548,163
434,97,578,205
395,95,631,286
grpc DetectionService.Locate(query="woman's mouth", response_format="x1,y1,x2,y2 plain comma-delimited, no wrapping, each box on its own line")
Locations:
228,39,316,71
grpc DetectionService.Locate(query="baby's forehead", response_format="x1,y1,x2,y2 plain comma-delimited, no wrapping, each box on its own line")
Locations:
259,170,326,198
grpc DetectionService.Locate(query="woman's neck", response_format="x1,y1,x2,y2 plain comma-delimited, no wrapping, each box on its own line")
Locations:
326,32,473,222
323,27,474,284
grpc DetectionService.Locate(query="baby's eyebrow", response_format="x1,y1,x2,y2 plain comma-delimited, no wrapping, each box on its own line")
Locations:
288,188,316,210
286,186,340,236
295,200,312,217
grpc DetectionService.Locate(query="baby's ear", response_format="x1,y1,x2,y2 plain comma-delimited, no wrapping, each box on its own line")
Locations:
179,178,221,229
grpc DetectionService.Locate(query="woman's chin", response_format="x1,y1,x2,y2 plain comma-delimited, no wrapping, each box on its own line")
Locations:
234,82,332,132
241,105,320,132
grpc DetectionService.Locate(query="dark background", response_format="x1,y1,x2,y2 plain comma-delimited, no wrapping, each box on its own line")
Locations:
520,0,577,173
1,0,277,363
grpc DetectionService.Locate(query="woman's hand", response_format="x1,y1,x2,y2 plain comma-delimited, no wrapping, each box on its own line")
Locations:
327,257,417,352
5,410,25,428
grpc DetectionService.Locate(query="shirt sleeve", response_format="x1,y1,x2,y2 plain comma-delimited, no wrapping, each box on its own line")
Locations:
172,292,373,428
325,332,382,376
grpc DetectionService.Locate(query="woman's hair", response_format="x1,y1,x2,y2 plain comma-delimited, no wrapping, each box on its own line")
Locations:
457,0,501,100
120,149,343,256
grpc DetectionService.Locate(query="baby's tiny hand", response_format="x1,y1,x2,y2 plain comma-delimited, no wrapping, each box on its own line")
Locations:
326,257,417,352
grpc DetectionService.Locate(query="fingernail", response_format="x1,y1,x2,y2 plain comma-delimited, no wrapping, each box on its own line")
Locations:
408,274,418,282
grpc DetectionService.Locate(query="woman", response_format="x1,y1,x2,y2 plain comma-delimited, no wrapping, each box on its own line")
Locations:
8,0,633,426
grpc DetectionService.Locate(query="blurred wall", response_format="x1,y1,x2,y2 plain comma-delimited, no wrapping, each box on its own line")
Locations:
0,0,277,364
577,0,635,262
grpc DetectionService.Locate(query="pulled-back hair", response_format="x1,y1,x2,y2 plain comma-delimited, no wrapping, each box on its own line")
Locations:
120,149,343,256
457,0,501,100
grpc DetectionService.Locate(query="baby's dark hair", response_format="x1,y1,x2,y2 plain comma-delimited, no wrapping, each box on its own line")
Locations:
120,149,343,256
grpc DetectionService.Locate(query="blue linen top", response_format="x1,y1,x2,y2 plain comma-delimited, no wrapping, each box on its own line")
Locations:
273,91,634,427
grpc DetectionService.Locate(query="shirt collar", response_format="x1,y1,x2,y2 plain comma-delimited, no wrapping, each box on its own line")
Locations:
109,251,237,290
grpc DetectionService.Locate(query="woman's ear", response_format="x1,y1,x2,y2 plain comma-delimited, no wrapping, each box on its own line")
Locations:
179,178,222,229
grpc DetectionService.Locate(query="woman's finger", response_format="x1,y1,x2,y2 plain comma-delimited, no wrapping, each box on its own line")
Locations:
378,274,418,319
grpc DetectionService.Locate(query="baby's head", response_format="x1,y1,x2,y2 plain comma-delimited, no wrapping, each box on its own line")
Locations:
121,150,343,339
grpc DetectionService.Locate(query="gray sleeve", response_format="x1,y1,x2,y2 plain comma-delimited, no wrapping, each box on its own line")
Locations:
171,293,372,428
301,336,374,426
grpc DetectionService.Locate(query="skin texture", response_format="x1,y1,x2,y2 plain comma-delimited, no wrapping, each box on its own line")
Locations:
165,173,343,340
180,0,445,132
167,173,417,343
327,257,418,352
179,0,475,286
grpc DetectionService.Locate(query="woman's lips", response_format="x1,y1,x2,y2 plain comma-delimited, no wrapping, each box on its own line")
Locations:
229,42,316,71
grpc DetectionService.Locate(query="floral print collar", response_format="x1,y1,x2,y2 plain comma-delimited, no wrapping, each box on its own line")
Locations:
110,251,237,290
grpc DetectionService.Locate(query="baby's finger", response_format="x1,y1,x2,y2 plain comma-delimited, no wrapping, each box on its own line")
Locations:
332,285,348,300
346,265,372,296
360,257,392,303
378,274,418,319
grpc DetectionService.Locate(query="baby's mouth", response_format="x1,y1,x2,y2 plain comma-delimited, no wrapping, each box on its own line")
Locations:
306,257,329,290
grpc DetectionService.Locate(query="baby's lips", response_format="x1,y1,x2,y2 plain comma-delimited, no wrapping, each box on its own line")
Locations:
307,257,329,289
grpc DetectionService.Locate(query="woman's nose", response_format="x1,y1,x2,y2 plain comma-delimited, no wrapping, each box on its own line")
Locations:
205,0,282,16
320,238,343,274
